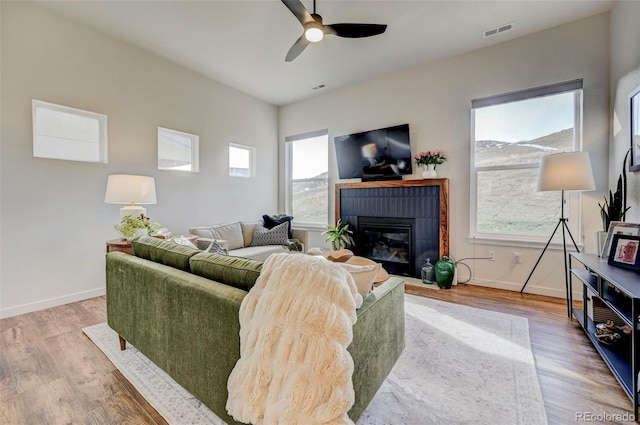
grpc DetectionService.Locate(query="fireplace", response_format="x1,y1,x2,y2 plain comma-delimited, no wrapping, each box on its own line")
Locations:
357,217,415,276
336,179,449,278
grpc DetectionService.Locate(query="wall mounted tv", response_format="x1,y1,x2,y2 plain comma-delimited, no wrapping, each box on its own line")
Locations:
334,124,412,181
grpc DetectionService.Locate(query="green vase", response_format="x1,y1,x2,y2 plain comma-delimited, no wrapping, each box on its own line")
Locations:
435,256,455,289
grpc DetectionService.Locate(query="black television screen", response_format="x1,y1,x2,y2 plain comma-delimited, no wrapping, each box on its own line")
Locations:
334,124,412,180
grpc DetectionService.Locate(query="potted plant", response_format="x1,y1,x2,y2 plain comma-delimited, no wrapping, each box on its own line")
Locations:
597,149,631,254
322,219,354,251
114,215,160,240
415,150,447,178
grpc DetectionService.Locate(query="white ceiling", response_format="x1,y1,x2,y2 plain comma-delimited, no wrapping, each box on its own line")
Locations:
37,0,614,106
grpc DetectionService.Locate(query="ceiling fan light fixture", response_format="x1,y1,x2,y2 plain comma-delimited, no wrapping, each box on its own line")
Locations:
304,20,324,42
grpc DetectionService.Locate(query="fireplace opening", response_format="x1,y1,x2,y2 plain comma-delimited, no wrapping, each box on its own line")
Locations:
356,217,415,276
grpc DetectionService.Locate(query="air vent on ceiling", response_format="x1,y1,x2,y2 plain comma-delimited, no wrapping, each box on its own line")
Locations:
312,84,326,91
483,23,514,38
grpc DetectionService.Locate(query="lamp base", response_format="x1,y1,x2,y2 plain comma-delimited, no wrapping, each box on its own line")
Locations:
119,205,146,220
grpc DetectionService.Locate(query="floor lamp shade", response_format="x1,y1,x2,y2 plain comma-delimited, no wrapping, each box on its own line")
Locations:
105,175,157,219
537,151,596,192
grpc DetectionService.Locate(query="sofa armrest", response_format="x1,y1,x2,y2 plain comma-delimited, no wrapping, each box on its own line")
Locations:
194,237,230,252
348,277,405,421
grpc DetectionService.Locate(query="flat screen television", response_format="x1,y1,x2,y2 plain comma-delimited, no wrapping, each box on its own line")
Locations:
334,124,412,180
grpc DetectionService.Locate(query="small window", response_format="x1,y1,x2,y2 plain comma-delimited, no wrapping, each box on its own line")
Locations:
158,127,199,172
32,100,107,163
229,143,255,178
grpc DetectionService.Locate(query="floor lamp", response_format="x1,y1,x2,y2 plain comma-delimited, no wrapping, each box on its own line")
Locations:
520,152,596,317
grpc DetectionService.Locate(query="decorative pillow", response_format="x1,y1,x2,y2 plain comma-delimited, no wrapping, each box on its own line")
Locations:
262,215,293,239
207,240,227,255
172,236,198,250
250,222,289,247
335,262,381,299
240,220,262,247
211,222,244,250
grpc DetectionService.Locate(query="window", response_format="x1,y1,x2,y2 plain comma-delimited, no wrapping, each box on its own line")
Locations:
32,100,107,163
229,143,255,178
285,130,329,226
158,127,199,172
470,79,583,240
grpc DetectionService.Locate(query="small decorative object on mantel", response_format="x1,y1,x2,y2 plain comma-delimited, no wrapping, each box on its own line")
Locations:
415,150,447,178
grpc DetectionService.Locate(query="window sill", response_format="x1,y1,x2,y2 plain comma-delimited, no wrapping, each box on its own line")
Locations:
292,223,327,232
467,235,584,251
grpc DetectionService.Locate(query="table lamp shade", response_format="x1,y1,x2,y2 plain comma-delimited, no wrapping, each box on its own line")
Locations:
536,152,596,192
105,174,156,219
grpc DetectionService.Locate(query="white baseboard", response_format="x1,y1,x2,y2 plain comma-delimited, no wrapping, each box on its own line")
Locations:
468,278,581,300
0,287,105,319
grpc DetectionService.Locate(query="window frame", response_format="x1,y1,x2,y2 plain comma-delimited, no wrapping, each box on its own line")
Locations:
469,79,584,244
157,126,200,173
285,129,329,228
228,143,255,178
32,99,108,164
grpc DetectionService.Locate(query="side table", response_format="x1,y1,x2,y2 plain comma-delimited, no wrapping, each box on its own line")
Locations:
106,239,133,255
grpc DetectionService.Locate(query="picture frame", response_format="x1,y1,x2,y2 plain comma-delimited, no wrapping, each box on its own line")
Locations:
601,221,640,259
607,234,640,271
630,85,640,172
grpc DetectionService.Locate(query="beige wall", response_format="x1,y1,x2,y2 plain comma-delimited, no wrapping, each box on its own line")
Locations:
610,1,640,223
279,13,611,298
0,2,278,317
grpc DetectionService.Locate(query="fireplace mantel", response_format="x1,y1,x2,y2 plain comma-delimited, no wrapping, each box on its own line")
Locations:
335,178,449,276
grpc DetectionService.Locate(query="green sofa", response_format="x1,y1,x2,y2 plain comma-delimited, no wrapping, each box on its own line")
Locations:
106,236,405,425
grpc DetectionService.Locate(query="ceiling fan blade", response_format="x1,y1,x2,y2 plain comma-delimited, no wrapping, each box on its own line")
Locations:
281,0,313,25
325,23,387,38
285,34,311,62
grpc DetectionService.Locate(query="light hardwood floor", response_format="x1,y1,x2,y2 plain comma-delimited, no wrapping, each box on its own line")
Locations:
0,283,633,425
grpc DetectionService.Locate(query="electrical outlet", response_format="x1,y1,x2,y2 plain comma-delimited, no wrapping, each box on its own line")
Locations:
488,250,496,261
513,252,522,264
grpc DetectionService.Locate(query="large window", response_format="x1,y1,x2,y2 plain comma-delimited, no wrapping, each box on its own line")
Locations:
471,79,583,240
32,100,107,163
158,127,199,172
285,130,329,226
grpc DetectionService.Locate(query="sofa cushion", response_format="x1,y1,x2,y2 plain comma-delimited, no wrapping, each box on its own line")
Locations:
188,226,215,239
240,220,262,247
132,236,200,272
262,214,293,238
189,252,263,291
250,222,289,247
212,222,244,250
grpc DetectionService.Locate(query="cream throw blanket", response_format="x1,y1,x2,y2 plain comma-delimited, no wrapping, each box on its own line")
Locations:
226,253,363,425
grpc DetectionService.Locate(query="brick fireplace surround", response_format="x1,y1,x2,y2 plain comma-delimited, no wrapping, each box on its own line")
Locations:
335,178,449,277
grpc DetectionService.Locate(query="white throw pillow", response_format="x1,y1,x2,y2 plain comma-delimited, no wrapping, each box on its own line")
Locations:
212,222,244,250
172,236,198,249
335,262,381,299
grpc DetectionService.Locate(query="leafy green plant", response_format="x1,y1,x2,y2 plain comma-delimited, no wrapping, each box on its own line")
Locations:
599,149,631,231
114,215,160,239
287,238,303,252
322,219,354,250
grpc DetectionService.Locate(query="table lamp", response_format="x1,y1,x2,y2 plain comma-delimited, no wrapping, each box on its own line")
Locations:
105,174,157,220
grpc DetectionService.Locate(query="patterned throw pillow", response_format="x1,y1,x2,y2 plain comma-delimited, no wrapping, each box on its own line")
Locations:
250,222,289,247
207,240,227,255
262,215,293,239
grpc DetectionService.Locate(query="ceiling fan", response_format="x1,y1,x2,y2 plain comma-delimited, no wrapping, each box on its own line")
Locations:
281,0,387,62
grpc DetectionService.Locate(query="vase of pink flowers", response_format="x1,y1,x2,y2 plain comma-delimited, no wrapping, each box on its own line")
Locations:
415,150,447,178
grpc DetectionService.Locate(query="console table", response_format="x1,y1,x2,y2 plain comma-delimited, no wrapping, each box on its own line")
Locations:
569,252,640,419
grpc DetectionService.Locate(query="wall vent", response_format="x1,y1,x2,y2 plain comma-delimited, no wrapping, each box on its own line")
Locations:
312,84,326,91
483,23,514,38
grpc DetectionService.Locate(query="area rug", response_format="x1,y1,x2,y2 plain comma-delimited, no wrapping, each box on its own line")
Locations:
83,295,548,425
